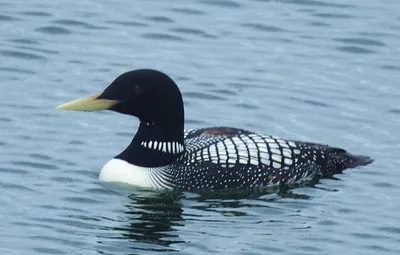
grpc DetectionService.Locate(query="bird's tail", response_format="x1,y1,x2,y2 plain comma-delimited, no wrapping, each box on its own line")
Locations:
325,148,374,175
343,153,374,168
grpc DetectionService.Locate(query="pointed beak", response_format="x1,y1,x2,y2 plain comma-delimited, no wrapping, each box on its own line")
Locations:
56,91,119,111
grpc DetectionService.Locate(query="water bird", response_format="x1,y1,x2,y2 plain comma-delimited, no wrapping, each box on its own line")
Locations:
56,69,373,190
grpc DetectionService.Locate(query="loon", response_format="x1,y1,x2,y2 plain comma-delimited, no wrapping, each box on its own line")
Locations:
56,69,373,191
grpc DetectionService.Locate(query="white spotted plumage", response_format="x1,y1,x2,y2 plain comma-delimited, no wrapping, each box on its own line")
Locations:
100,127,356,190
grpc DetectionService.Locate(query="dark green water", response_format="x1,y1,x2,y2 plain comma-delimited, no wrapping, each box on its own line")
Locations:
1,0,399,254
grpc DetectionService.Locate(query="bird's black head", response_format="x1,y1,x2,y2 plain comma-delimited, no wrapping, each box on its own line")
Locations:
57,69,185,126
100,69,184,124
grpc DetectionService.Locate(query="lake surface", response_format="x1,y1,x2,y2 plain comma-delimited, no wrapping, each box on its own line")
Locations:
1,0,400,254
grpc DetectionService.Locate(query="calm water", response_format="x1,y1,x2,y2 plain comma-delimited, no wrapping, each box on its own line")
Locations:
1,0,400,254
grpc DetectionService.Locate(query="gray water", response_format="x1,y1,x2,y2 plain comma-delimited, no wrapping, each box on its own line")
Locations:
1,0,400,254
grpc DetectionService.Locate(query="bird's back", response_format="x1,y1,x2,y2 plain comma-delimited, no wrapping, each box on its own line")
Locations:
165,127,372,190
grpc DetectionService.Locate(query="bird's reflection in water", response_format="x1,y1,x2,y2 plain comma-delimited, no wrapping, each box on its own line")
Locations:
116,189,186,252
112,177,334,252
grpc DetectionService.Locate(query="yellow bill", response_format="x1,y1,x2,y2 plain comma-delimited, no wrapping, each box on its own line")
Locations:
56,92,119,111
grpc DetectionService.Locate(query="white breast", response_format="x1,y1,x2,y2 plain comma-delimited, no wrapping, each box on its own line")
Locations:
99,158,172,189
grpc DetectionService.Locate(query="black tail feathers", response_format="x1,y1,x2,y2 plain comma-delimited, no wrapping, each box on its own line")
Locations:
326,147,373,175
344,153,374,168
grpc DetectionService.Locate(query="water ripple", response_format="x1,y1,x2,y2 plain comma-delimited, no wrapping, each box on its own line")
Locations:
343,37,385,46
198,0,241,8
0,14,21,21
20,11,53,17
285,0,356,8
141,32,187,42
0,181,36,192
171,27,217,39
234,103,259,110
35,26,72,35
1,50,47,60
62,196,101,204
212,88,237,96
336,46,376,54
17,45,59,55
53,19,107,30
171,8,205,15
310,20,330,27
241,23,287,33
377,226,400,235
0,67,36,74
12,160,59,170
145,15,174,23
313,13,354,19
106,20,149,27
9,38,39,45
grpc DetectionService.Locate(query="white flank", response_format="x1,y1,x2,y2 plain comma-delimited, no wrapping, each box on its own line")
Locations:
99,158,172,189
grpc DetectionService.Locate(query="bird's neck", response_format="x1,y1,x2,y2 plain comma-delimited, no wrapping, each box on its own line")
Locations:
116,120,185,167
